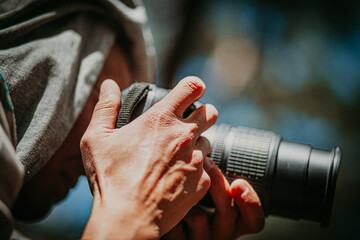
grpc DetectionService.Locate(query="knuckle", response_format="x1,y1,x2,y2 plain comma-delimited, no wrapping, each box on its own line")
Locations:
199,171,211,193
166,129,194,159
185,80,200,91
175,124,197,145
181,76,205,93
206,104,219,122
179,128,193,141
96,97,118,111
203,174,211,189
143,109,174,127
191,150,204,168
80,132,93,153
80,129,102,152
200,137,211,154
187,122,199,135
80,132,90,148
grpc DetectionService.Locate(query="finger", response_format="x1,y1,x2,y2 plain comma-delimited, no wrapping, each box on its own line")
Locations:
185,104,218,136
203,158,238,239
184,207,211,240
161,77,206,117
195,136,211,157
203,158,234,215
88,79,121,130
194,168,211,200
230,179,265,236
163,223,187,240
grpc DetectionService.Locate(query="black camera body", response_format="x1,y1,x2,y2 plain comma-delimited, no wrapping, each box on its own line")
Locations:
116,83,341,227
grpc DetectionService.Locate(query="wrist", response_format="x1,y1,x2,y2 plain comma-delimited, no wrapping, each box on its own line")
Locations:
82,197,161,240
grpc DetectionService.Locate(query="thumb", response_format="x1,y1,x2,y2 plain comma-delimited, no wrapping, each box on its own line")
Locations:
88,79,121,130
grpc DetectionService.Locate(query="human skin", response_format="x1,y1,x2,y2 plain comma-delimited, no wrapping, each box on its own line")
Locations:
80,76,265,239
11,42,264,239
164,158,265,240
12,42,132,221
81,77,218,239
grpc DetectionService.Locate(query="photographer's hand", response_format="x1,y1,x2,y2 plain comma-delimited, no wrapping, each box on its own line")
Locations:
164,158,265,240
81,77,218,239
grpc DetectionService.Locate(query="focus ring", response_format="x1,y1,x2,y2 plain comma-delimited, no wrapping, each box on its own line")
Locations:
225,126,275,199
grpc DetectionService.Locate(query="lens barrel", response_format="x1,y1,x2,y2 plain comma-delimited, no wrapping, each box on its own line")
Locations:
202,125,341,227
201,124,280,214
119,83,342,226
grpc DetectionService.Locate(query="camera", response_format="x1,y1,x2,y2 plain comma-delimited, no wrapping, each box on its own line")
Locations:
116,83,341,227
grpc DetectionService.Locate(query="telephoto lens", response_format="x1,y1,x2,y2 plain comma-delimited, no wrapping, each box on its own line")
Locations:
117,83,342,227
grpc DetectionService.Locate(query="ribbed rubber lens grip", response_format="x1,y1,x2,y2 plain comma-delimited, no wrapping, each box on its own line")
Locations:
205,124,281,209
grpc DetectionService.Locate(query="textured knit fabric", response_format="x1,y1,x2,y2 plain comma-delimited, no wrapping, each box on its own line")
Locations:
0,75,24,240
0,0,155,181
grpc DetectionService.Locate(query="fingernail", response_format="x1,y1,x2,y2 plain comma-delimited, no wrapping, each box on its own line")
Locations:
241,185,249,197
99,80,113,99
232,179,249,198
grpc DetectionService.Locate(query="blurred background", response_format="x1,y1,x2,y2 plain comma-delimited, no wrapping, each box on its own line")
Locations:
16,0,360,239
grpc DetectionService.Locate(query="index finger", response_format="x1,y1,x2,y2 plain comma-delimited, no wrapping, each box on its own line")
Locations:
203,158,239,240
161,76,206,117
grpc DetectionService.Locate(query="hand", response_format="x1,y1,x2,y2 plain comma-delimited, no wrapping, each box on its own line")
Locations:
164,158,265,240
80,77,218,239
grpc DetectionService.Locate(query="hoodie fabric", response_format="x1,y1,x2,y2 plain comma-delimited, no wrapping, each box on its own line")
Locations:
0,0,155,238
0,0,155,180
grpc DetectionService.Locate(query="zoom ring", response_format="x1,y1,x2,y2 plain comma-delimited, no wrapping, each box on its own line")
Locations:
225,126,274,197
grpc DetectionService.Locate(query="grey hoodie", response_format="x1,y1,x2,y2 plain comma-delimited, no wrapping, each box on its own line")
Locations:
0,0,155,238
